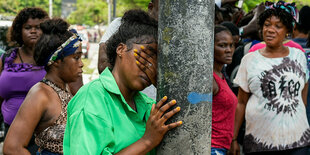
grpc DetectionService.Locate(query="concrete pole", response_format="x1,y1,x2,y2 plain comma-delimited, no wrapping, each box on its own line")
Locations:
49,0,53,18
157,0,214,154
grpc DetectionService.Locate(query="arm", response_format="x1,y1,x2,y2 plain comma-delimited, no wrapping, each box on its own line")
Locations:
241,3,265,38
3,86,48,155
228,87,250,155
98,43,111,74
302,82,308,106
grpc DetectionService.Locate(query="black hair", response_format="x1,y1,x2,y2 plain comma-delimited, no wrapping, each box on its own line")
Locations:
215,25,232,38
221,21,239,36
8,7,48,46
296,6,310,34
215,4,224,25
258,8,294,33
106,9,158,68
34,18,73,71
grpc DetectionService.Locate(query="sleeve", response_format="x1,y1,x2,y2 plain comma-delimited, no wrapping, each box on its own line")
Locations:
100,18,122,44
233,54,250,93
63,86,115,155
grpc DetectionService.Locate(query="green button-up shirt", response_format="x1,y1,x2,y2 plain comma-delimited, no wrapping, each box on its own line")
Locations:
63,68,156,155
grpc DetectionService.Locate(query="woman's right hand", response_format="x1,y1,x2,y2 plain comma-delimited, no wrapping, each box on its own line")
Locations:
228,140,240,155
141,96,182,148
134,44,158,87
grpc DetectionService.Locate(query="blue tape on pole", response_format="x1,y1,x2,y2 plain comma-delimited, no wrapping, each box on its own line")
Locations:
187,92,212,104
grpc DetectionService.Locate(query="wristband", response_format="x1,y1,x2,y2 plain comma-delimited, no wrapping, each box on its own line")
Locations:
232,138,237,141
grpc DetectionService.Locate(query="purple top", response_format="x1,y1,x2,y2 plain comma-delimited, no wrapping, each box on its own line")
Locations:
0,48,46,125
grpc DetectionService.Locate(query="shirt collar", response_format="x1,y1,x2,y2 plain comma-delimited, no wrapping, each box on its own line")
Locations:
99,68,155,118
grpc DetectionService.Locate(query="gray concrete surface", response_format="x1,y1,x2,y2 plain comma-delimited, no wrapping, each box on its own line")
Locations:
157,0,214,154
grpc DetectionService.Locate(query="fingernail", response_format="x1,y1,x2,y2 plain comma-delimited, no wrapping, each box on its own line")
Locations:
136,61,139,65
179,121,183,125
163,96,167,100
134,53,138,57
134,49,138,52
171,100,176,104
176,106,181,111
140,45,145,50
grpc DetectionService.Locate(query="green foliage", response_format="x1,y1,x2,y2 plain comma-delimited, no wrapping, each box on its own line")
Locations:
67,0,150,26
67,0,108,26
0,0,150,26
0,0,61,17
242,0,310,13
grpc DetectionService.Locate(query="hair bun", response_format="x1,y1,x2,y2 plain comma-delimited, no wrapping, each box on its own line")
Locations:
40,18,69,35
122,9,157,26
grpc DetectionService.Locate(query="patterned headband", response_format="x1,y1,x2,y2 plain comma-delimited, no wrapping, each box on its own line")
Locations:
45,30,82,66
265,1,299,23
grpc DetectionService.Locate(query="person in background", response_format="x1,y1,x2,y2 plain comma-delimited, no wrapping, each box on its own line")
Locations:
221,21,240,47
293,5,310,129
0,7,49,154
230,1,310,154
220,21,240,89
3,18,83,155
292,6,310,50
212,25,237,155
63,10,182,155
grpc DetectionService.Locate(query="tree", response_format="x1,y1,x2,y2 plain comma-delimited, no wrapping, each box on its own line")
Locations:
0,0,61,17
67,0,150,26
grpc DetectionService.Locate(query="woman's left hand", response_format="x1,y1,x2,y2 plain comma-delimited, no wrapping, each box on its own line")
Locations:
134,45,158,87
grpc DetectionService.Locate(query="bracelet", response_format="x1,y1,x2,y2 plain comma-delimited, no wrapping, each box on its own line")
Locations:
232,138,237,141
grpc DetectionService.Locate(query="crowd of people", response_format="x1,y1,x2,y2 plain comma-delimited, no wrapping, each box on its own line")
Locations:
0,0,309,155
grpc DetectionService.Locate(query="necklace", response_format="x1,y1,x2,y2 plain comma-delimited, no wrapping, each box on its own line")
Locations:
41,78,69,93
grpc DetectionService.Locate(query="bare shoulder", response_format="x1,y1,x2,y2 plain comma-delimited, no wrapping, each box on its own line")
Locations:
24,82,59,107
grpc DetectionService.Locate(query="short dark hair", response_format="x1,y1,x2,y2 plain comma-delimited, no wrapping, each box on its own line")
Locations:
215,25,231,38
34,18,73,71
258,8,294,33
8,7,48,46
221,21,239,36
106,9,158,68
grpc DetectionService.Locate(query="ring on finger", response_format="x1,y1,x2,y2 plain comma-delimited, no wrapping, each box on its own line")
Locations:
148,63,152,67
